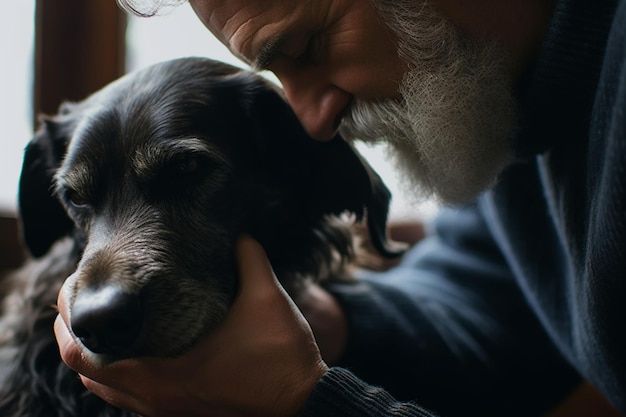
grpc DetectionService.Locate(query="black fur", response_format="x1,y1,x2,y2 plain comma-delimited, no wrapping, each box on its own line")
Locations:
0,57,402,416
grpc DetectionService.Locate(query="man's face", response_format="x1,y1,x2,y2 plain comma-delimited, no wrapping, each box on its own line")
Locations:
191,0,516,204
189,0,407,141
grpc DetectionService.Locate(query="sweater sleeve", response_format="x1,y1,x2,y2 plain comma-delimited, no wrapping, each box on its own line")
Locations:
300,368,437,417
301,204,580,417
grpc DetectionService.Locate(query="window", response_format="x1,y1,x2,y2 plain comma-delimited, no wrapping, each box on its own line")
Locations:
1,1,36,212
2,0,125,213
126,4,245,73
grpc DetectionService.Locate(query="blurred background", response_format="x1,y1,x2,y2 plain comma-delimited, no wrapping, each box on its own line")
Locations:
1,1,437,221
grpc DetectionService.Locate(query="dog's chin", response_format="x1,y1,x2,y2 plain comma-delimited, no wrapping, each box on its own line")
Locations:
70,338,192,367
74,331,210,367
76,341,119,367
67,323,203,367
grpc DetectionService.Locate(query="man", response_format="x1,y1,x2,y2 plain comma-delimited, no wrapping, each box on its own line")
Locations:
54,0,626,415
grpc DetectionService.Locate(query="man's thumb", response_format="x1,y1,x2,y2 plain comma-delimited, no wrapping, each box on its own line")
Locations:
235,235,282,296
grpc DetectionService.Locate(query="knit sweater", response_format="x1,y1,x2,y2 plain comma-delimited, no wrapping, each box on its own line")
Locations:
300,0,626,415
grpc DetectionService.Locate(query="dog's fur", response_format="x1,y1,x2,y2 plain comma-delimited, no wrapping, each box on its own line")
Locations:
0,57,402,416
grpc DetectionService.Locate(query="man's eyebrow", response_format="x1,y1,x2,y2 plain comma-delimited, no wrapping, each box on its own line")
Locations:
251,35,282,71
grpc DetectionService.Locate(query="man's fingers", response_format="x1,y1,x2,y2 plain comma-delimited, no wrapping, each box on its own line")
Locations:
80,375,147,416
54,314,83,372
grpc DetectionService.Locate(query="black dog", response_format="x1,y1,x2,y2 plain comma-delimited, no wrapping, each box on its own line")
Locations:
0,57,401,416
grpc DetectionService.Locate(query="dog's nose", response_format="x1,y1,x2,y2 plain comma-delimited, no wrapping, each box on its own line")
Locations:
71,286,142,355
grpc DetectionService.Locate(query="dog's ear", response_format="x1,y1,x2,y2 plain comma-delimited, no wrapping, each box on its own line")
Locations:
308,137,406,258
18,113,75,257
240,76,405,258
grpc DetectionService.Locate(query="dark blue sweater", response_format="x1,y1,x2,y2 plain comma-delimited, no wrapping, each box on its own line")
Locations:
301,0,626,415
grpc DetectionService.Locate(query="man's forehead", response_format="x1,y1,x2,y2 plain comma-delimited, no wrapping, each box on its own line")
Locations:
189,0,236,43
191,0,286,31
190,0,299,65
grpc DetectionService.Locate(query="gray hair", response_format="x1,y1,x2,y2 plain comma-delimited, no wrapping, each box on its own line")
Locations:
116,0,187,16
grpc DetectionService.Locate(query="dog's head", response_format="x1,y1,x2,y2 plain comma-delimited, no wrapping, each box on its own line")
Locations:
19,57,402,361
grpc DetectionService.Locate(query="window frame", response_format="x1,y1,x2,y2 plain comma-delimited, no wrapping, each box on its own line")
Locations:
34,0,126,120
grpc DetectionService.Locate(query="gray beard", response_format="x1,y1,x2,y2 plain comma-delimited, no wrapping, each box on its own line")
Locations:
340,1,517,205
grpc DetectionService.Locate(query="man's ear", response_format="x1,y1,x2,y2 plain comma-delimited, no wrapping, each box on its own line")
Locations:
241,75,405,258
18,114,75,257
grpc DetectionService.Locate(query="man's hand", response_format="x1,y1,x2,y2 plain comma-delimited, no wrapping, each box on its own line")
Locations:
54,236,328,417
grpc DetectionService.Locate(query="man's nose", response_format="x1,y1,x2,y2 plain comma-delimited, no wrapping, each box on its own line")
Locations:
277,71,352,142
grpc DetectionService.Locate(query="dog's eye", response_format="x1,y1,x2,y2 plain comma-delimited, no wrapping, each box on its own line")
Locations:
66,189,89,207
152,154,216,196
171,155,216,181
176,158,200,176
